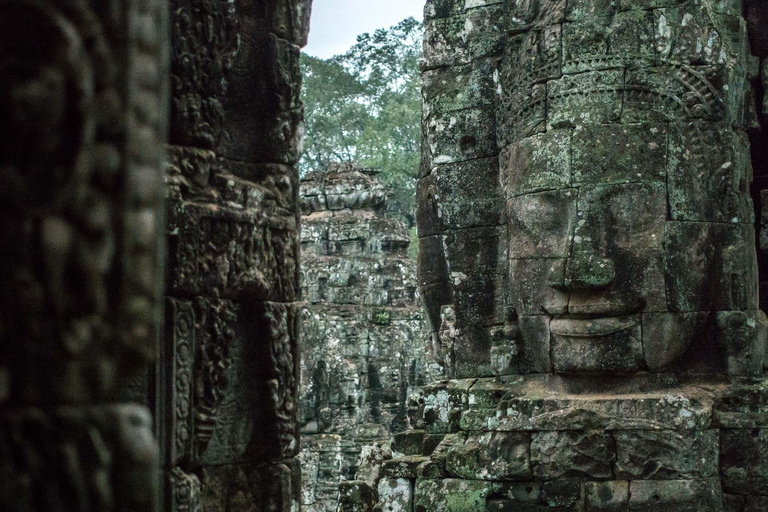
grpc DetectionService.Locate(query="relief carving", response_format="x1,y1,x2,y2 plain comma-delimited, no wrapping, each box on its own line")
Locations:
0,0,166,402
170,0,239,149
193,299,236,460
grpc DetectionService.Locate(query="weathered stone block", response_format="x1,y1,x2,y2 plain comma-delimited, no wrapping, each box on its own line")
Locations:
200,460,300,512
713,380,768,428
664,222,758,312
724,494,746,512
548,70,623,128
721,428,768,495
642,312,716,373
716,310,768,376
654,6,746,67
422,60,498,116
220,33,304,164
551,315,644,374
383,456,430,479
393,430,426,456
433,157,504,230
622,64,738,123
376,478,411,512
614,430,719,480
443,226,506,328
566,0,613,21
507,258,569,316
414,478,494,512
420,380,473,434
166,202,299,301
507,190,576,259
516,315,554,374
531,430,615,480
424,106,498,166
505,0,567,33
500,130,572,198
504,26,563,86
424,0,464,21
423,6,504,70
746,496,768,512
667,122,753,224
445,431,531,480
571,124,666,186
562,11,654,74
585,480,630,511
628,479,724,512
338,481,378,512
461,378,713,431
499,80,547,144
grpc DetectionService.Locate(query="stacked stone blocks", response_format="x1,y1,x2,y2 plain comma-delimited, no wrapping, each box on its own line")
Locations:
300,164,435,511
160,1,311,511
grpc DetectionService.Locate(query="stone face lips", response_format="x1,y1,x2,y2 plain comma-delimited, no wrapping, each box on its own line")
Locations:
299,164,437,512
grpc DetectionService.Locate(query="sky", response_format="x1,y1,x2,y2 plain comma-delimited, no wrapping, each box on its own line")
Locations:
304,0,424,58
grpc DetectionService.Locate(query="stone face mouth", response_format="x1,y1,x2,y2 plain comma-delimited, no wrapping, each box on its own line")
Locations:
550,316,637,338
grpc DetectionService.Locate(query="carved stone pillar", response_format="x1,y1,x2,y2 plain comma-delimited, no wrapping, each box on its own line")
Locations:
0,0,168,510
160,1,311,511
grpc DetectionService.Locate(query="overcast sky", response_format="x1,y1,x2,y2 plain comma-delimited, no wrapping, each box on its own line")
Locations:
304,0,424,58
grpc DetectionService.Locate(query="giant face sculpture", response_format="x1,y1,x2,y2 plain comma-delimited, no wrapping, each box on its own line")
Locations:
500,0,765,375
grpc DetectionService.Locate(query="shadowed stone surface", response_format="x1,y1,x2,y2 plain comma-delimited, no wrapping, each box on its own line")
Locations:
0,0,168,508
157,1,311,510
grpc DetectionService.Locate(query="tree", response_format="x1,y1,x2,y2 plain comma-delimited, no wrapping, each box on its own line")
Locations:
300,18,422,225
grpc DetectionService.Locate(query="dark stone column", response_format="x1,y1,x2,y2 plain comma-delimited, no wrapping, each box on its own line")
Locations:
160,1,311,511
0,0,169,509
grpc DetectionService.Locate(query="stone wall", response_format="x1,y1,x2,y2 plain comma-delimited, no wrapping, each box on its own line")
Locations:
159,1,311,511
299,163,437,512
356,0,768,511
0,0,168,509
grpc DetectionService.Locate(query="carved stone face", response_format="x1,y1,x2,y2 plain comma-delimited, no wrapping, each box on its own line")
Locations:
500,0,765,375
504,130,760,374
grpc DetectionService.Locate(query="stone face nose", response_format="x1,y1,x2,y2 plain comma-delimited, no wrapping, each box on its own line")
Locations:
548,252,615,291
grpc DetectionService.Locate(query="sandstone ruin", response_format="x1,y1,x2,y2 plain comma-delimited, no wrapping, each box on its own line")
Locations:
2,0,768,511
299,163,435,511
355,0,768,510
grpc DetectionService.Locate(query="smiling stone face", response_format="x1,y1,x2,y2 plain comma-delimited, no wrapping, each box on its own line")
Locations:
418,0,767,378
498,0,766,375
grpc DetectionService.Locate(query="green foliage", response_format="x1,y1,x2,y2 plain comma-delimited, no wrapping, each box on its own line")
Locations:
374,310,392,326
300,18,422,224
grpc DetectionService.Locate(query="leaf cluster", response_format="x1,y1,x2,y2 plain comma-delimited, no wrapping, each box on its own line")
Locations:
300,18,422,225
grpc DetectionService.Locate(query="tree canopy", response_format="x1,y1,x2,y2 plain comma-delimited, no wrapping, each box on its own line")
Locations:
300,17,422,225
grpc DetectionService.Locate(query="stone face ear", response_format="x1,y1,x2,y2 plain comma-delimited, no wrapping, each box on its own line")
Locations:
716,309,768,376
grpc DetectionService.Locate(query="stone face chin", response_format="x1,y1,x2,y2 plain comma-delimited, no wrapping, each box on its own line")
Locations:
551,315,644,374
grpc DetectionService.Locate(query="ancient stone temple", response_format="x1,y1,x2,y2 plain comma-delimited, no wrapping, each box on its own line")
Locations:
299,163,436,511
359,0,768,511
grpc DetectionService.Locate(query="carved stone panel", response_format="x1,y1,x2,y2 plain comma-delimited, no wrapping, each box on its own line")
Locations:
0,0,167,510
0,0,168,403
